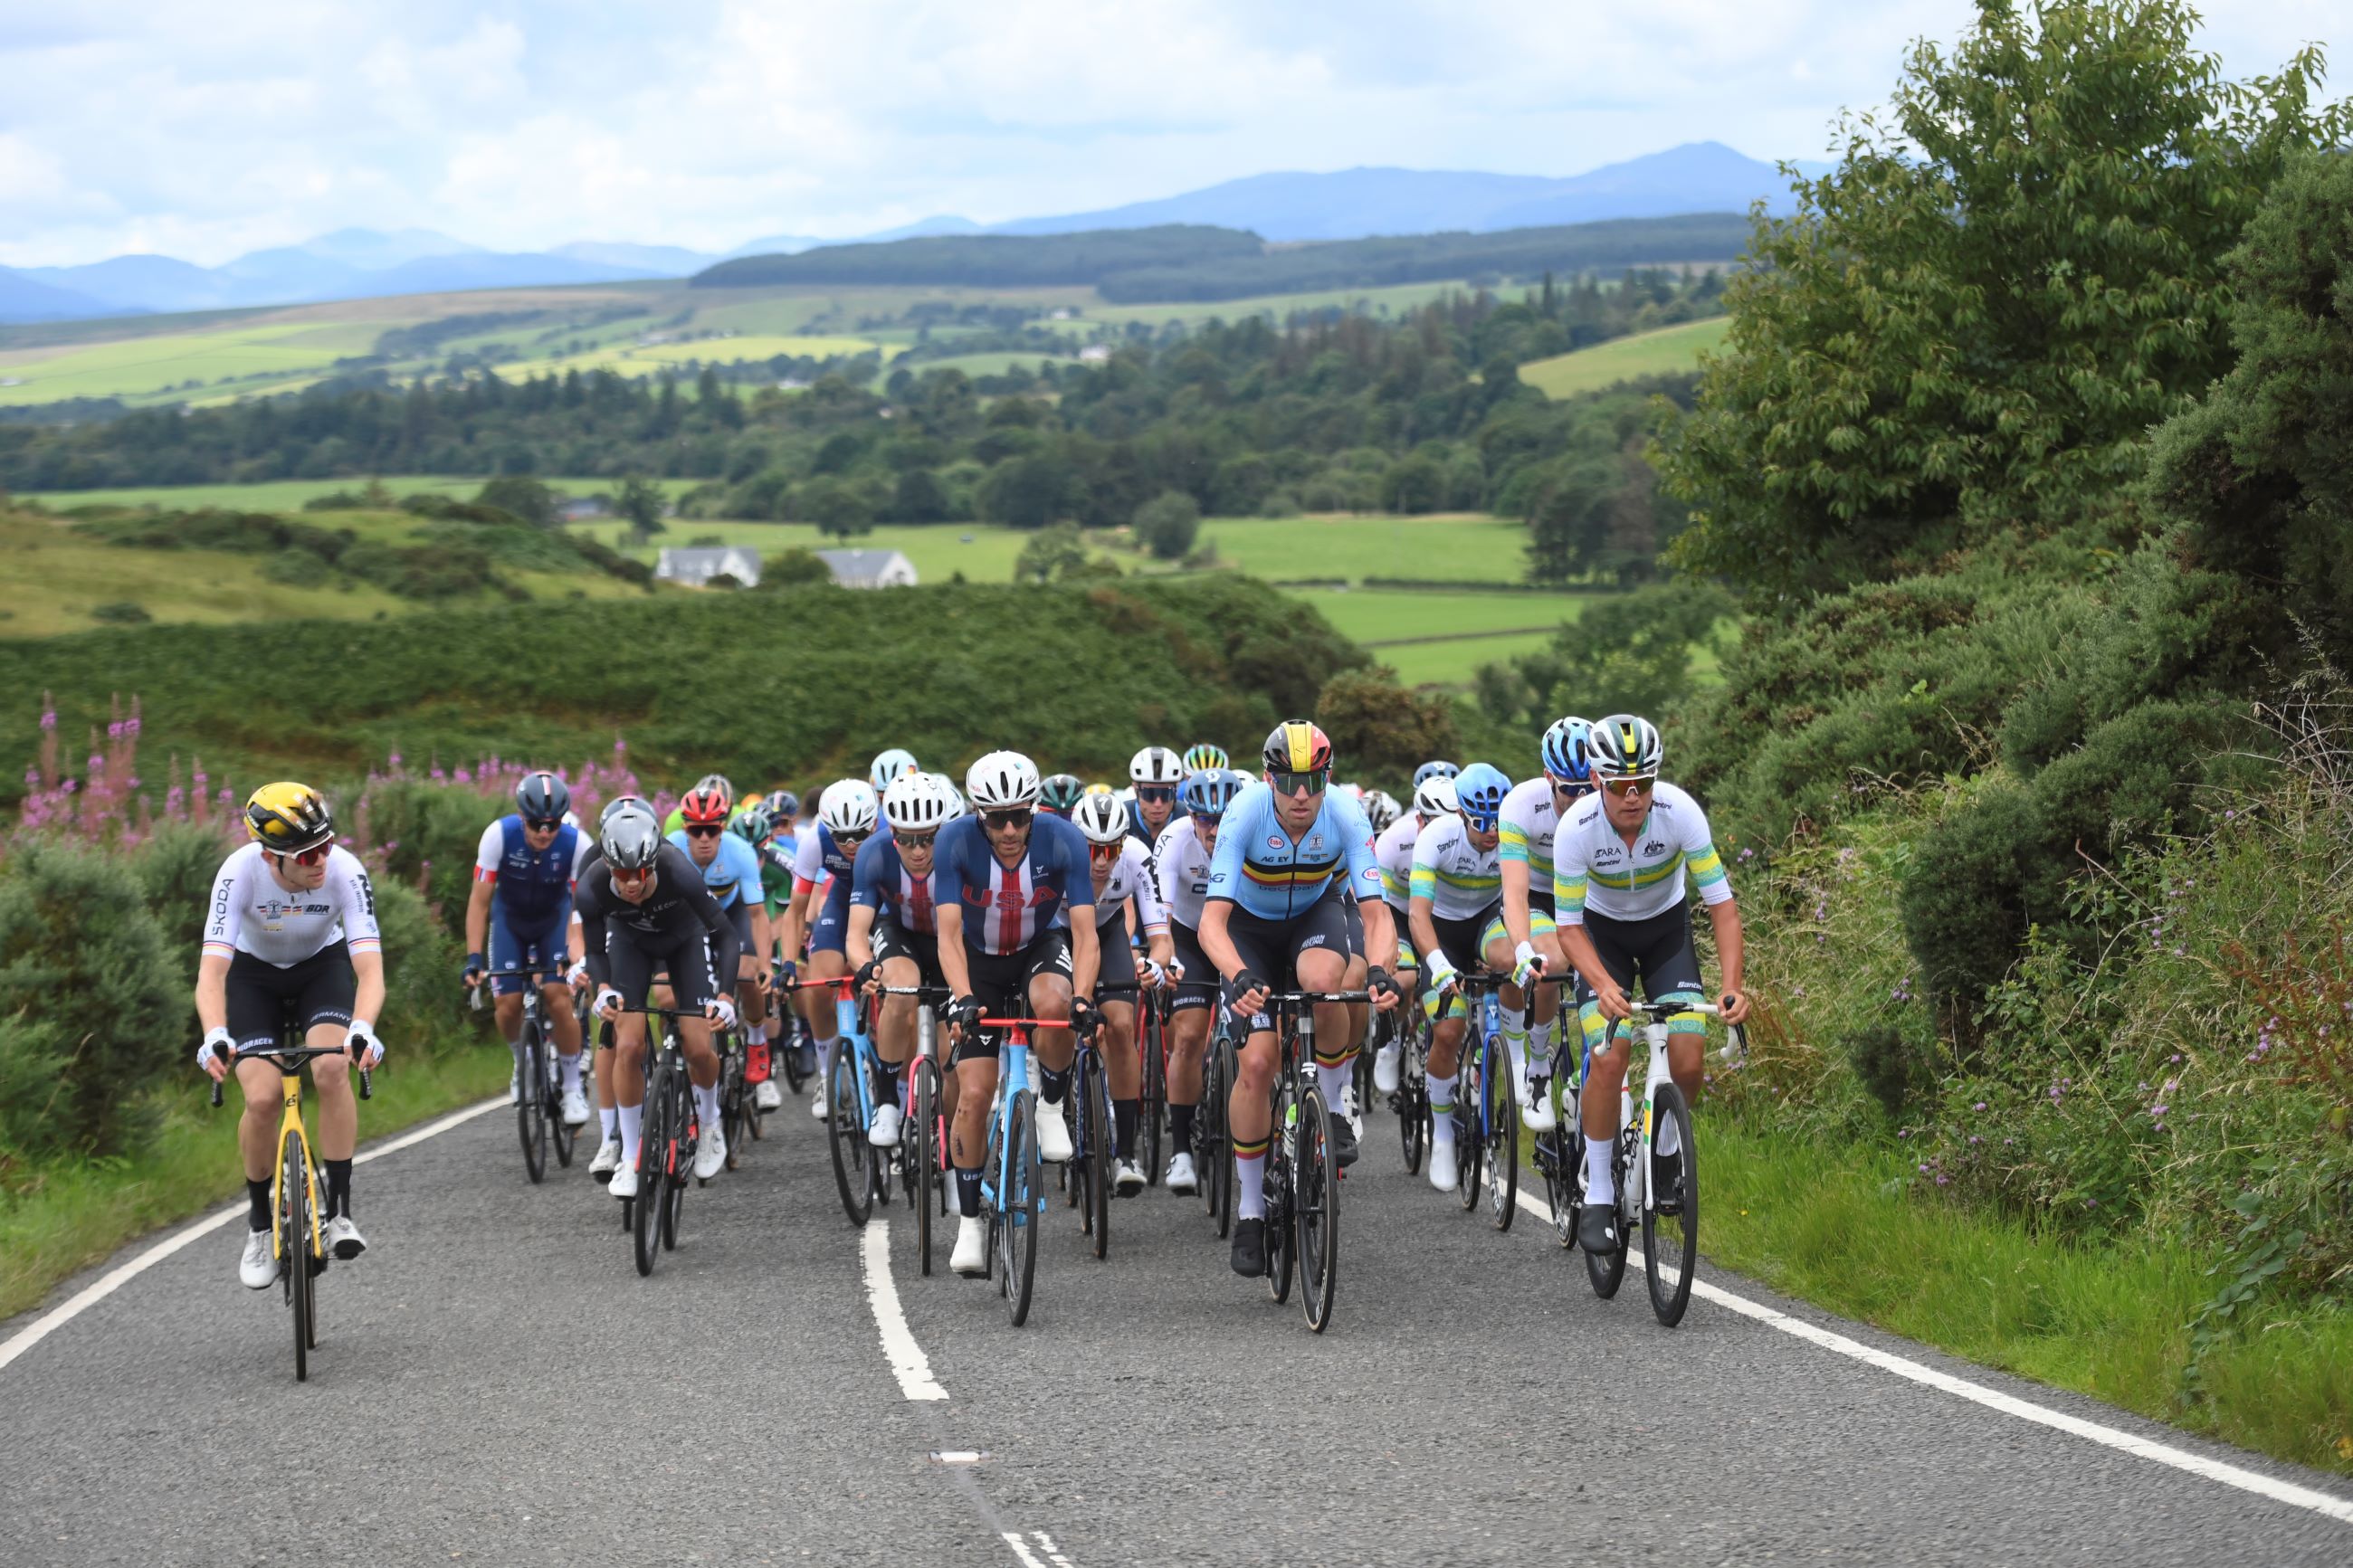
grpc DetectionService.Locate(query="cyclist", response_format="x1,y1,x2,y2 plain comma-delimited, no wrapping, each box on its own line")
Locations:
1039,773,1088,820
662,772,735,836
1369,774,1454,1094
781,778,880,1119
1149,766,1243,1193
1180,743,1229,774
1554,714,1750,1254
871,747,919,792
1126,746,1186,847
577,804,741,1198
1071,790,1176,1195
1405,762,1527,1193
846,770,960,1148
670,785,774,1098
738,803,795,1110
462,771,593,1125
1496,716,1592,1135
576,792,653,1177
1200,721,1401,1278
935,751,1101,1277
195,784,386,1285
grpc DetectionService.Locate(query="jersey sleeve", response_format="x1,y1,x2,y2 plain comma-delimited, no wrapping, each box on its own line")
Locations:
1552,832,1589,924
1152,823,1186,911
1204,796,1249,904
1339,797,1383,902
333,853,383,956
201,851,246,959
792,830,824,893
474,821,505,879
1679,794,1734,907
1408,828,1441,903
1127,843,1167,933
1497,803,1531,865
724,836,764,905
849,838,887,908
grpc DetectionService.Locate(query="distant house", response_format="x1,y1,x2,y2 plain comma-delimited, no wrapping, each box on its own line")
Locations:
558,496,610,521
815,548,918,589
1077,344,1112,364
656,546,763,587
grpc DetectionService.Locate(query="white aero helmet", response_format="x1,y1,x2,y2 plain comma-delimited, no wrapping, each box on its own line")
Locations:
922,771,967,818
1364,789,1403,833
1071,791,1131,847
1589,714,1663,779
1129,746,1185,786
817,777,881,837
967,750,1043,812
869,747,919,791
882,771,957,834
1413,776,1459,820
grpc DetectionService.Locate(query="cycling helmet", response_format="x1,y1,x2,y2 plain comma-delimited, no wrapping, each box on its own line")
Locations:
1072,791,1131,847
515,770,569,822
1364,789,1402,833
1541,716,1594,784
1413,776,1458,820
729,803,773,844
1180,767,1244,821
817,778,881,837
869,747,919,791
603,804,663,870
1039,773,1087,816
245,782,333,854
692,773,735,810
883,771,957,834
1412,759,1460,788
599,793,652,832
926,772,968,818
1181,743,1229,773
1262,719,1332,775
679,785,730,827
966,750,1042,811
1453,763,1510,829
1129,746,1186,786
1589,714,1663,779
765,788,800,822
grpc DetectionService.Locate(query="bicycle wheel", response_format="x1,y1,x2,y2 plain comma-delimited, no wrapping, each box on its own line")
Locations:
1483,1043,1519,1231
1141,1007,1167,1186
1584,1126,1630,1299
662,1069,691,1250
284,1144,312,1381
826,1046,873,1227
1004,1093,1042,1327
720,1040,748,1164
549,1047,578,1170
780,1017,810,1092
1541,1127,1577,1248
1399,1058,1425,1174
1081,1051,1109,1259
911,1059,938,1275
1296,1085,1339,1333
518,1024,548,1184
1642,1083,1700,1327
632,1081,665,1277
1455,1050,1483,1212
1263,1086,1296,1306
1204,1038,1233,1233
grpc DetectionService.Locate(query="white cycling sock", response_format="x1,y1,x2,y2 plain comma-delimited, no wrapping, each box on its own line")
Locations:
1316,1063,1351,1110
1235,1148,1266,1220
1426,1073,1457,1143
1530,1016,1556,1083
508,1037,528,1070
1501,1001,1528,1079
599,1106,619,1141
559,1052,583,1091
693,1082,720,1133
1584,1133,1615,1205
618,1103,643,1164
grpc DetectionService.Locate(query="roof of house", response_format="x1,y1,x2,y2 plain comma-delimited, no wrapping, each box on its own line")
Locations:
814,548,913,576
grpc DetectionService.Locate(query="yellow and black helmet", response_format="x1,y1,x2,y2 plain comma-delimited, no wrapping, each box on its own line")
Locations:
245,782,334,855
1588,714,1662,779
1262,719,1333,775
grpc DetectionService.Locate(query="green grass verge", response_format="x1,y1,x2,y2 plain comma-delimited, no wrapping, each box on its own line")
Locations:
0,1041,510,1323
1518,316,1729,399
1697,1119,2353,1477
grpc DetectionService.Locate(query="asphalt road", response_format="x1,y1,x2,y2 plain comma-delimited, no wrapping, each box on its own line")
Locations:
5,1082,2351,1568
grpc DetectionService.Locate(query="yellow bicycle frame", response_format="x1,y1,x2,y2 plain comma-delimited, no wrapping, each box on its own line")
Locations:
266,1061,324,1271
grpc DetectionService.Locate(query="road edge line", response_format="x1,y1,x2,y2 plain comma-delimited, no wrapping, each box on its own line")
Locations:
862,1219,948,1402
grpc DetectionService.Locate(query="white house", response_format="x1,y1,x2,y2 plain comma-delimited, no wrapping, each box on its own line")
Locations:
656,546,763,587
815,548,918,589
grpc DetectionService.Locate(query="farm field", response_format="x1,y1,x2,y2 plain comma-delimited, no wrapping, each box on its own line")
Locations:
24,475,705,512
522,333,890,381
1292,587,1586,645
1517,315,1729,399
0,320,389,407
1193,512,1531,583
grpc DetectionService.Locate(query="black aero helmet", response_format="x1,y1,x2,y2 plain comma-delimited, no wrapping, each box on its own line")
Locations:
516,770,569,822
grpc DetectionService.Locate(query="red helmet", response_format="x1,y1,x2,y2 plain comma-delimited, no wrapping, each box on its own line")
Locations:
679,786,730,826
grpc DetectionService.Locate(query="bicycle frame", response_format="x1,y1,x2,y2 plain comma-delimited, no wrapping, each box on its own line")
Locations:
978,1018,1037,1224
1606,1000,1721,1217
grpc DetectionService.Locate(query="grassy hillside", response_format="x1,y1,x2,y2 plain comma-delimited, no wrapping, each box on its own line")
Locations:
1518,316,1730,399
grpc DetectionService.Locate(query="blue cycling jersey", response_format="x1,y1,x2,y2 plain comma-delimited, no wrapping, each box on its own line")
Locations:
472,814,583,927
850,830,942,936
665,828,765,909
1204,782,1382,921
933,812,1094,955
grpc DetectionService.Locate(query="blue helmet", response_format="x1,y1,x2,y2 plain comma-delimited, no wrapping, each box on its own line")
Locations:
1180,767,1244,821
516,770,569,822
1540,717,1593,784
1453,763,1510,828
869,748,919,791
1412,760,1460,788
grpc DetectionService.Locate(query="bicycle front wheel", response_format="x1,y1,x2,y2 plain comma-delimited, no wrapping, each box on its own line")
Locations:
911,1058,938,1275
1203,1036,1232,1231
1004,1093,1042,1327
1296,1085,1339,1333
1455,1053,1483,1212
1141,1006,1167,1185
1484,1046,1519,1231
632,1084,665,1277
518,1025,548,1184
1264,1088,1296,1307
1399,1063,1425,1174
549,1048,578,1170
827,1048,873,1227
1081,1051,1110,1259
1642,1083,1700,1326
285,1144,314,1381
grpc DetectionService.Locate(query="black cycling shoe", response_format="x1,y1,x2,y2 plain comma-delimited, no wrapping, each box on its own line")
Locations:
1230,1217,1267,1277
1652,1150,1683,1215
1577,1202,1618,1253
1328,1110,1359,1168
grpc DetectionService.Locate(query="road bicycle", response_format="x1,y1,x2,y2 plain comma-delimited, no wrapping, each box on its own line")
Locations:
473,965,576,1183
786,974,895,1226
976,1014,1052,1327
1199,1008,1238,1237
1256,989,1364,1334
1391,981,1432,1175
1138,984,1168,1186
880,982,953,1275
208,1007,372,1383
1529,977,1586,1251
1062,982,1137,1261
1443,972,1519,1231
770,960,814,1094
614,1005,702,1278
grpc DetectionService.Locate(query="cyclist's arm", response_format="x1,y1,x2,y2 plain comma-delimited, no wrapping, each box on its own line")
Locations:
1408,893,1442,966
195,950,232,1035
351,946,386,1031
1705,897,1748,1023
463,876,494,961
1068,906,1100,1000
1498,856,1534,952
1359,897,1398,975
935,902,973,997
748,900,772,967
845,903,878,970
1556,916,1628,1021
1197,898,1243,983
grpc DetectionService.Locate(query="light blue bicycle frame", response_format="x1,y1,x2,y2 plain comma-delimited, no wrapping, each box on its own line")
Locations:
978,1025,1037,1233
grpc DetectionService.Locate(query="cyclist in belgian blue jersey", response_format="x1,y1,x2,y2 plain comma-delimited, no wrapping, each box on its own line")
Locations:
845,771,960,1150
934,751,1102,1277
462,772,595,1125
1200,721,1402,1278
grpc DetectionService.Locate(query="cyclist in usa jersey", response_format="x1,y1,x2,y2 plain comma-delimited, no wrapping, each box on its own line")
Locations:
462,771,595,1123
780,779,878,1120
845,772,960,1150
1150,767,1244,1193
1199,721,1401,1278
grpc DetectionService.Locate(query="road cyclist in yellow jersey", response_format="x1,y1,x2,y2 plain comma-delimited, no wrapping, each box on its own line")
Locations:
1494,717,1594,1135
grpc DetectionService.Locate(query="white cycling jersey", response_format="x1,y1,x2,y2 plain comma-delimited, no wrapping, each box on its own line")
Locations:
1092,839,1168,934
1374,813,1420,908
1410,813,1501,924
1497,776,1562,891
1151,817,1214,930
203,841,382,967
1551,780,1732,925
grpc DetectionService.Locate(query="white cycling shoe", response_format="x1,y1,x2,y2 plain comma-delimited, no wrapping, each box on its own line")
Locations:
1164,1152,1198,1193
1519,1076,1558,1134
811,1086,831,1120
1373,1042,1403,1095
1428,1138,1459,1193
609,1163,641,1200
754,1079,784,1112
693,1127,728,1181
589,1137,623,1180
869,1103,904,1148
1113,1158,1147,1196
238,1228,278,1289
558,1086,592,1126
1033,1102,1073,1164
321,1214,367,1260
508,1069,521,1106
950,1214,990,1276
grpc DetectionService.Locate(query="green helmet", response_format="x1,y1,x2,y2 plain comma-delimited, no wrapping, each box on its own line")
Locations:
729,803,773,844
1181,743,1229,773
1038,773,1087,816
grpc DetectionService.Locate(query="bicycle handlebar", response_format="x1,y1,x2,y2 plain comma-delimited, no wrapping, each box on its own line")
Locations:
1262,990,1373,1004
207,1045,373,1106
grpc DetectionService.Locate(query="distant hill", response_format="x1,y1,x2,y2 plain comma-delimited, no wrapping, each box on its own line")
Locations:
0,267,123,326
694,225,1263,290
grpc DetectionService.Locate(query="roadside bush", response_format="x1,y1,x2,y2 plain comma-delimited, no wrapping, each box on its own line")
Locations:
261,547,330,586
90,602,151,624
1132,490,1201,559
1316,665,1459,780
754,547,834,589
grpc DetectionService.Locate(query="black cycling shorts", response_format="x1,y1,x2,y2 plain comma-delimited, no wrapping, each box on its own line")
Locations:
1579,899,1704,1005
1167,920,1218,1014
872,916,947,988
1429,900,1503,977
609,925,719,1014
226,942,357,1052
955,930,1072,1067
1094,905,1138,993
1215,886,1353,1033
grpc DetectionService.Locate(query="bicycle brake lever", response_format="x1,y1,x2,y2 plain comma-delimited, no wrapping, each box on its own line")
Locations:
210,1078,224,1108
359,1069,374,1101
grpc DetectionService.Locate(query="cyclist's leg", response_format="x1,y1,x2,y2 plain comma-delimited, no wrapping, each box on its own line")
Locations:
948,960,1015,1221
1164,921,1215,1163
1094,912,1141,1162
1480,908,1538,1085
1218,915,1287,1222
1338,892,1369,1065
1525,907,1566,1082
224,953,294,1198
1287,895,1355,1110
666,938,726,1151
1574,910,1643,1201
1634,902,1710,1123
1022,931,1076,1108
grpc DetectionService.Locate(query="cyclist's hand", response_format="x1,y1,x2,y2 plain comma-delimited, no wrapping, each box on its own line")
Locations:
1367,965,1402,1011
595,985,623,1022
947,993,983,1037
1593,976,1634,1022
346,1020,384,1069
779,957,799,986
1510,941,1547,989
462,952,486,989
1720,988,1752,1026
567,958,590,992
854,958,882,997
1228,969,1272,1018
1425,952,1460,998
706,994,738,1033
196,1026,234,1082
1071,995,1102,1040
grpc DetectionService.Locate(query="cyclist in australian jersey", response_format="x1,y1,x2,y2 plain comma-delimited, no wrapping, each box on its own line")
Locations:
1150,765,1243,1193
1493,717,1594,1135
1552,714,1750,1255
845,771,961,1149
934,751,1101,1276
1072,790,1176,1194
462,771,594,1126
671,784,775,1092
1368,774,1452,1094
576,805,744,1198
1200,722,1401,1278
780,779,879,1120
195,784,386,1288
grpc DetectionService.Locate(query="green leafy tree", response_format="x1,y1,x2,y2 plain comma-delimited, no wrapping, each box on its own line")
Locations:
1132,489,1202,559
803,477,874,539
615,474,666,544
1657,1,2349,600
1014,523,1090,583
1316,664,1459,776
1494,583,1734,725
474,475,557,527
754,547,837,589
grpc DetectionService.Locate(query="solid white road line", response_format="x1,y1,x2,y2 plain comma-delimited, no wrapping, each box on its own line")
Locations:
0,1095,507,1377
1000,1535,1048,1568
862,1220,948,1402
1001,1530,1075,1568
1509,1188,2353,1527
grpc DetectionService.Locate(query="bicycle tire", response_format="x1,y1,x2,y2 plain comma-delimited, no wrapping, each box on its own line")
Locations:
826,1046,873,1227
1141,1004,1167,1186
662,1066,691,1250
1005,1092,1041,1328
912,1059,938,1275
1542,1127,1577,1248
549,1045,578,1169
1297,1084,1339,1333
285,1142,312,1381
1082,1051,1110,1259
1455,1049,1484,1212
1485,1043,1519,1231
632,1076,665,1276
720,1039,747,1164
780,1016,811,1092
518,1023,548,1184
1642,1083,1699,1327
1263,1081,1296,1307
1205,1038,1234,1234
1399,1062,1425,1174
1584,1126,1631,1299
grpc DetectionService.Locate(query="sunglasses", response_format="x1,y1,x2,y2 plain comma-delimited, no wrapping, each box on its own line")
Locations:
1135,786,1175,803
1088,841,1123,861
1603,776,1656,799
1268,768,1329,795
1463,813,1500,832
524,817,564,832
983,808,1033,831
1548,779,1592,801
612,865,653,885
684,824,724,839
896,831,937,851
279,844,331,867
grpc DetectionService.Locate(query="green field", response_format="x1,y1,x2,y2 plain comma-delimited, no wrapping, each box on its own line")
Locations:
1518,316,1730,399
1196,512,1531,583
0,319,390,406
524,332,890,381
24,475,705,512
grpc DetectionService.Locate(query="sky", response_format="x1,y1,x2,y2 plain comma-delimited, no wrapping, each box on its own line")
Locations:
0,0,2342,267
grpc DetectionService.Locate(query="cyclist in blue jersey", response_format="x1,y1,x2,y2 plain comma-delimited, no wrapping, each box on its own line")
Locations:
934,750,1102,1277
1126,746,1187,847
670,784,775,1079
463,771,595,1125
1200,720,1402,1278
779,778,879,1121
845,771,961,1150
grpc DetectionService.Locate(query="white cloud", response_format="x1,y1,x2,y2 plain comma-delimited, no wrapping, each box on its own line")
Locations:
0,0,2335,266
